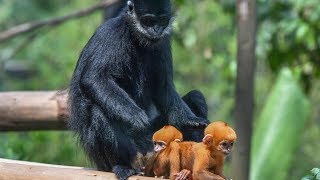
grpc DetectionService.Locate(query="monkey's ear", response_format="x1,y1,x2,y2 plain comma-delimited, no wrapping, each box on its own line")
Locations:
202,134,213,146
127,1,134,14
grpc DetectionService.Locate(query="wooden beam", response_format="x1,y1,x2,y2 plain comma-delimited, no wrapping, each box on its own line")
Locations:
0,158,158,180
0,91,68,131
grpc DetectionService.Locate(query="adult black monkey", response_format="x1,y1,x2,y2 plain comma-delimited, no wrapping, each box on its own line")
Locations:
68,0,209,179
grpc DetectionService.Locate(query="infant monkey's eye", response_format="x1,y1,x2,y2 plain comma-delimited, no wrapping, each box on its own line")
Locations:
222,142,228,147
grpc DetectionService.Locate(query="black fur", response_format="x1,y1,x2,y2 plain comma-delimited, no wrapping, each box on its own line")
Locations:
104,0,126,20
68,1,209,179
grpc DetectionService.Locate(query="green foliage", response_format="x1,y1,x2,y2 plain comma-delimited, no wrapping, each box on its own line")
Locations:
302,168,320,180
0,0,73,29
256,0,320,90
220,0,320,90
289,118,320,179
251,69,310,180
172,0,236,120
0,131,88,166
0,0,101,90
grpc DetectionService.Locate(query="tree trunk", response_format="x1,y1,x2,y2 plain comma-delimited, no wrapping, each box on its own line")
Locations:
231,0,256,179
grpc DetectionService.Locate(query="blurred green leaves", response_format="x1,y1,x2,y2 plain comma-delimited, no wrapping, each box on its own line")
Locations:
0,0,101,90
0,131,88,166
302,168,320,180
172,0,236,120
251,69,310,180
257,0,320,82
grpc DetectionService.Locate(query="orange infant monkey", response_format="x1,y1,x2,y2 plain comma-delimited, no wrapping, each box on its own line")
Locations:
144,125,185,179
191,121,237,180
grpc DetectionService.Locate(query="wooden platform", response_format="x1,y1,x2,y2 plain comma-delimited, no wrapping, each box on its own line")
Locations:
0,158,159,180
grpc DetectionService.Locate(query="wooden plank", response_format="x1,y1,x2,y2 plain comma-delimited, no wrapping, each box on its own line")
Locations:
0,91,68,131
0,158,158,180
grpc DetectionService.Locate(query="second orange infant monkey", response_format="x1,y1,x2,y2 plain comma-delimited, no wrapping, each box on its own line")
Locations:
191,121,237,180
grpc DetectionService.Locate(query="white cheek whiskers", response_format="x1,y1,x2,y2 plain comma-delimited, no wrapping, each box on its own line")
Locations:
131,11,149,37
162,16,174,36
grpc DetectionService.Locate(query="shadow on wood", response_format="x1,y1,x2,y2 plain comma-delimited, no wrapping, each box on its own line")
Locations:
0,158,160,180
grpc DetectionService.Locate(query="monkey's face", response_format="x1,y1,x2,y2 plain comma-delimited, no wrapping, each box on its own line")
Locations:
127,0,173,41
217,140,234,156
153,140,167,152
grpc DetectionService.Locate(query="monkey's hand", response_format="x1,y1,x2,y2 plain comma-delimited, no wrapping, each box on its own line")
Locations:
174,169,191,180
169,116,209,130
184,116,209,128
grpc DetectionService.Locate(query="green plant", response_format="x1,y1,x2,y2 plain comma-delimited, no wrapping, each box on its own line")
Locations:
302,168,320,180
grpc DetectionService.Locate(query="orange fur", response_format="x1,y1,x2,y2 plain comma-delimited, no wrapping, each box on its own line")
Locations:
145,121,237,180
153,125,183,144
145,125,185,179
192,121,237,180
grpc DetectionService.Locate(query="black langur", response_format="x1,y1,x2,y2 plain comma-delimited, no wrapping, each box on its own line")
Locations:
68,0,209,179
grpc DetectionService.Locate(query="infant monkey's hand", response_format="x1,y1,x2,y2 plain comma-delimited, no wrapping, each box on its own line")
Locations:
174,169,191,180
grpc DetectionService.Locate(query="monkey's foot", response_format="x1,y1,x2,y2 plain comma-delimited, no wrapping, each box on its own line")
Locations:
112,165,137,180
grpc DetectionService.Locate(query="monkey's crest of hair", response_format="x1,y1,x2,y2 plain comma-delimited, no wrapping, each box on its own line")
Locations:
204,121,237,143
153,125,183,144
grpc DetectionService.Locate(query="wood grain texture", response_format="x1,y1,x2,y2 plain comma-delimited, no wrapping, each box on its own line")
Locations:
0,158,160,180
0,91,68,131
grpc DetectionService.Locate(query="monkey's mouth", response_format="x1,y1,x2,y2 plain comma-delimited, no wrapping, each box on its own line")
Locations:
140,14,173,40
135,18,173,42
144,25,171,41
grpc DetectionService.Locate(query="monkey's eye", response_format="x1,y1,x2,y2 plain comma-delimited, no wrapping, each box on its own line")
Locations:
222,142,228,147
158,15,170,27
153,141,157,146
230,142,234,146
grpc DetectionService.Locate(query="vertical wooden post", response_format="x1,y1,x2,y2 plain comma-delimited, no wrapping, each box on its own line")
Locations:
231,0,256,179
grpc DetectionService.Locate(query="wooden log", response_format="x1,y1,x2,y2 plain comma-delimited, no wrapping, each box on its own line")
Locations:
0,91,68,131
0,158,158,180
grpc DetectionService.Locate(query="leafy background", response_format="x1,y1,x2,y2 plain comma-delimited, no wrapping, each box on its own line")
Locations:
0,0,319,179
